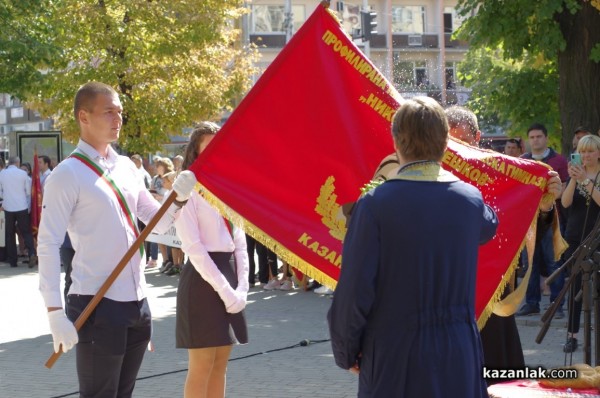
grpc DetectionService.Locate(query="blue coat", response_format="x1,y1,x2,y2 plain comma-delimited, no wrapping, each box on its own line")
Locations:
328,174,498,397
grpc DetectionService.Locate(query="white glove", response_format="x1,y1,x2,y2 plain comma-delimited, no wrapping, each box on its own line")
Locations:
47,310,78,353
173,170,197,202
226,291,247,314
217,286,246,314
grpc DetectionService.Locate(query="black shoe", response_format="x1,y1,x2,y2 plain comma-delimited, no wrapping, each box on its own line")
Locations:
28,255,38,268
563,337,578,353
165,265,180,276
160,261,174,273
516,303,540,316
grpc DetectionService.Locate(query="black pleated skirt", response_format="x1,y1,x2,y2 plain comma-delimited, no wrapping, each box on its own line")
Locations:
176,252,248,348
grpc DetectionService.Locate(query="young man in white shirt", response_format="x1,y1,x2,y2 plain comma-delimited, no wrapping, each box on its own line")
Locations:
38,82,197,397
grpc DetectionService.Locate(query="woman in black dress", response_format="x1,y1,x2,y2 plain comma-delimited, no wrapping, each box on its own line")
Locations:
174,122,249,398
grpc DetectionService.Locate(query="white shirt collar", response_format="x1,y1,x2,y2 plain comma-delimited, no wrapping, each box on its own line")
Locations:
77,139,118,165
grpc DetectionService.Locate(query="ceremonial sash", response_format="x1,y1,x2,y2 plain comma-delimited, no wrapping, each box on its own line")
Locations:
223,217,234,238
70,152,144,257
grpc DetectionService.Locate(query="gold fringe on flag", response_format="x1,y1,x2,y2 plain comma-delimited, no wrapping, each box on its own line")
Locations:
477,193,567,330
198,183,339,289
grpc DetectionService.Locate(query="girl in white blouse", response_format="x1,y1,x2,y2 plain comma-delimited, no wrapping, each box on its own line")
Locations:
174,122,249,398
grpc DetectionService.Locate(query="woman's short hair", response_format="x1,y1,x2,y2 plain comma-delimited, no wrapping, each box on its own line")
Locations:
577,134,600,154
154,157,174,175
391,97,448,161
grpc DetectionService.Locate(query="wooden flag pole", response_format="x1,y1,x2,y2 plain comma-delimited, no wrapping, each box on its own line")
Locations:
45,191,177,369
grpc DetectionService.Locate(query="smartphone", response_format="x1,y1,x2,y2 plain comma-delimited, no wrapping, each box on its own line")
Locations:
571,153,582,166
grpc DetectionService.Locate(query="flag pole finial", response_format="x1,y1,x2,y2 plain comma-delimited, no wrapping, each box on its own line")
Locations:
320,0,330,9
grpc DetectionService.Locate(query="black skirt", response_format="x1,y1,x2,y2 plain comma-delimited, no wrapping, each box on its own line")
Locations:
176,252,248,348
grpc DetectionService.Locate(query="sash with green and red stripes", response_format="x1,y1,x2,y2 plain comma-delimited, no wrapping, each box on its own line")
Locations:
70,152,144,257
223,216,238,274
223,217,234,238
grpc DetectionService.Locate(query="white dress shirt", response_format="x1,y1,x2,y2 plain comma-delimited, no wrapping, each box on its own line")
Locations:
38,140,180,308
0,165,31,212
174,190,249,296
40,168,52,187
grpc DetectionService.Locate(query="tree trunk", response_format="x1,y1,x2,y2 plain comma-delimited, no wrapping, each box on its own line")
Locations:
557,3,600,155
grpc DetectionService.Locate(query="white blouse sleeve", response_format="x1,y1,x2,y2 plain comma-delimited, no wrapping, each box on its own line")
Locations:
174,192,238,306
233,226,250,294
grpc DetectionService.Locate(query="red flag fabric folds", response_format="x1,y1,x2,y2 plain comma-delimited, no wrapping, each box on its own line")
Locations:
189,4,552,326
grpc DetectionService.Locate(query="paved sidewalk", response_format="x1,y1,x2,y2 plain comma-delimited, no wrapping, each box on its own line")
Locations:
0,259,592,398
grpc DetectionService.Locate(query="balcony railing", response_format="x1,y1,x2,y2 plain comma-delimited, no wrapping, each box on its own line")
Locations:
249,34,286,48
249,32,469,50
371,33,469,49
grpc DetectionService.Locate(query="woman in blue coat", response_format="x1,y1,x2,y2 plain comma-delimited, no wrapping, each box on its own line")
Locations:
328,97,498,397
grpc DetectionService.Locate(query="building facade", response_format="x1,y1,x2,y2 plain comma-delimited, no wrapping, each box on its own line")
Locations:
0,0,472,161
245,0,471,105
0,94,54,160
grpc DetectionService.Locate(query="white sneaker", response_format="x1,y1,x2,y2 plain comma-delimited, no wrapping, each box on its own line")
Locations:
263,279,281,290
278,280,294,291
145,259,157,268
314,285,334,295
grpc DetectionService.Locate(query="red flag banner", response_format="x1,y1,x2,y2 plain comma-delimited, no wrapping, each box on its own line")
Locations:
189,3,553,326
31,149,42,237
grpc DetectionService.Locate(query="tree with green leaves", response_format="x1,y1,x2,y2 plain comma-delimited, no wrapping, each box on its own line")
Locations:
457,0,600,154
1,0,257,154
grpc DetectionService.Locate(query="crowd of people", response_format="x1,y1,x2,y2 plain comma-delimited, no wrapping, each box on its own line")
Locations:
1,80,597,397
511,125,600,356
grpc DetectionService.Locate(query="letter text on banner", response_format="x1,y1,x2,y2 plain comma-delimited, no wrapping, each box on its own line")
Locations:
188,4,550,326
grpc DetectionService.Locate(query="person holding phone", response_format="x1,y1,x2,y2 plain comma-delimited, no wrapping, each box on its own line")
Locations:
560,134,600,352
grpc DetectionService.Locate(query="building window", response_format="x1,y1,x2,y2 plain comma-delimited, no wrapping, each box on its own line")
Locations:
443,7,466,33
339,2,361,34
446,62,456,89
251,5,305,34
10,107,24,118
393,59,429,89
445,61,463,89
391,6,426,34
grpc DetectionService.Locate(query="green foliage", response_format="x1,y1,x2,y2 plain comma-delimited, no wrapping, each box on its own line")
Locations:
592,43,600,63
0,0,60,97
1,0,258,154
456,0,575,60
458,48,560,140
456,0,600,154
